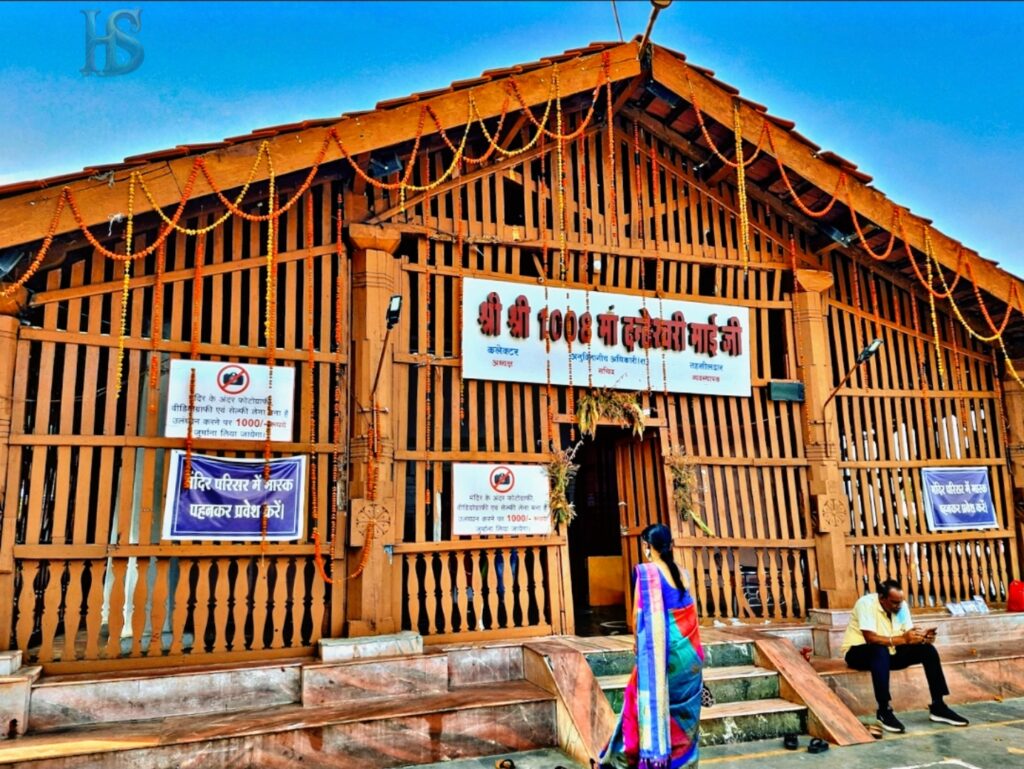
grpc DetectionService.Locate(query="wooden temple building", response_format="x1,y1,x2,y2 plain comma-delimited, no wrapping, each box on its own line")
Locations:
0,38,1022,684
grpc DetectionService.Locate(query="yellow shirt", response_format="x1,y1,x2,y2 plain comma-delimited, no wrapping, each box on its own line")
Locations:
840,593,914,656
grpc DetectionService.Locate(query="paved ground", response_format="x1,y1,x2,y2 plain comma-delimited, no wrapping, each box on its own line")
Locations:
700,698,1024,769
405,699,1024,769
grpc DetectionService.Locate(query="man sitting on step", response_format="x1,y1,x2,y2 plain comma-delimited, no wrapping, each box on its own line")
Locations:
841,579,969,733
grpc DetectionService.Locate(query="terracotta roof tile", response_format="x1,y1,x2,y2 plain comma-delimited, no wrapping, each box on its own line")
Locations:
177,142,230,152
123,147,190,163
764,114,796,130
375,95,420,110
481,65,524,78
0,180,45,195
39,171,92,187
449,76,492,90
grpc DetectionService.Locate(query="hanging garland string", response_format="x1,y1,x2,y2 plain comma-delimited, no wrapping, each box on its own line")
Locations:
731,100,753,275
681,64,767,169
6,60,1024,399
183,367,196,490
300,191,328,584
147,241,167,412
259,157,278,559
631,121,654,398
924,253,946,388
910,292,929,392
113,172,137,397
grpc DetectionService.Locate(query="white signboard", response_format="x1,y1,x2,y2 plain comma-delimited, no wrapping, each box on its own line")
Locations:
165,360,295,441
462,278,751,396
453,463,552,536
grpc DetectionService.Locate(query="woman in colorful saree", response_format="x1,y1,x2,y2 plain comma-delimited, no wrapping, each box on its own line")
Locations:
596,524,704,769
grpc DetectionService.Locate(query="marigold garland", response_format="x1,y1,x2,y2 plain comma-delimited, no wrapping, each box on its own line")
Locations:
113,173,137,398
682,65,767,170
765,124,847,219
147,241,167,412
731,100,752,274
183,367,197,490
260,159,278,558
190,230,206,358
910,293,929,392
925,255,946,387
6,58,1024,411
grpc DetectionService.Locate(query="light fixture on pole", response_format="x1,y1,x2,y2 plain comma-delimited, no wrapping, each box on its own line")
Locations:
371,295,403,403
822,338,883,412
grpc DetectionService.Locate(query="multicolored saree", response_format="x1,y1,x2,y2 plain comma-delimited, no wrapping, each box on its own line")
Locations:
598,563,704,769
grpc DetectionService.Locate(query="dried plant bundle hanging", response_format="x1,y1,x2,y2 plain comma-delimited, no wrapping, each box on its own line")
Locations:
665,448,714,536
575,388,646,438
547,449,580,526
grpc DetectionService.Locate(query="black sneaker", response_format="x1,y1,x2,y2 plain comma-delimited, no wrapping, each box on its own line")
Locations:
929,702,969,726
877,708,906,733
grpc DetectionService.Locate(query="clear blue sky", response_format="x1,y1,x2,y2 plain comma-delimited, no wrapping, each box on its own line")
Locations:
2,2,1022,274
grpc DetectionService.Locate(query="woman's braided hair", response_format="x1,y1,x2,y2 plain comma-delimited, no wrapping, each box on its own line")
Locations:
641,523,685,592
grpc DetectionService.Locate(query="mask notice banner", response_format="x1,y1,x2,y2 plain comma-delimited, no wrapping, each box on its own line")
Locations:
452,463,551,536
162,451,306,541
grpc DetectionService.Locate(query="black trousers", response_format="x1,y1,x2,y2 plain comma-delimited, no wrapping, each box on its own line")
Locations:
845,643,950,710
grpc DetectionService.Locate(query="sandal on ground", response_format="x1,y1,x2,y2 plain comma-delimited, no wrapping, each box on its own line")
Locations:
807,737,830,754
783,734,799,750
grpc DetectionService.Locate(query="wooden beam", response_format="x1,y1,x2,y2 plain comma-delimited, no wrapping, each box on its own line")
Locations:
0,43,642,251
650,46,1024,312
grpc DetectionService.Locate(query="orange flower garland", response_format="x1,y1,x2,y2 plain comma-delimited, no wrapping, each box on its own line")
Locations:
113,173,137,398
147,241,167,412
6,59,1024,411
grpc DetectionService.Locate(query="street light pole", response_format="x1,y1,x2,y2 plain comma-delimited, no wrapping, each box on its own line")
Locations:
821,338,884,412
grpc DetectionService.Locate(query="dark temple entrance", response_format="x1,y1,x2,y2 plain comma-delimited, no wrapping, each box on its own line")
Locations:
568,428,626,635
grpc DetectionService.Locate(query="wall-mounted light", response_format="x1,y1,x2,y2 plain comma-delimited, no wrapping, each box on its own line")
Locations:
822,338,884,411
386,294,403,330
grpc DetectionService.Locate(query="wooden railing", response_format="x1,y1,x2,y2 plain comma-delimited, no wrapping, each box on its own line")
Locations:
850,536,1014,609
14,544,330,672
396,538,562,642
677,542,816,622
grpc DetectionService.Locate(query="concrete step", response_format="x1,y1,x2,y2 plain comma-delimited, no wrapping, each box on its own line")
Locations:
583,638,755,677
598,664,780,711
700,698,807,746
0,681,557,769
28,658,306,732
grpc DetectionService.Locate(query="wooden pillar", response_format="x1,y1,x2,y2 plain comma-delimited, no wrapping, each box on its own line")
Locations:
0,287,25,650
346,224,403,637
1001,360,1024,567
792,271,859,608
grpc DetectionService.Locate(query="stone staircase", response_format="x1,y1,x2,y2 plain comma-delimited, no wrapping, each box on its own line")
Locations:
586,638,808,746
0,645,560,769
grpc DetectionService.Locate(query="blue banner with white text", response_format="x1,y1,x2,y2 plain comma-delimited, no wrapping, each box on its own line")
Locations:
921,467,997,531
162,451,306,541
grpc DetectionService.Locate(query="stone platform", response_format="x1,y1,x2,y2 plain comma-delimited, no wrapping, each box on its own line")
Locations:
809,610,1024,716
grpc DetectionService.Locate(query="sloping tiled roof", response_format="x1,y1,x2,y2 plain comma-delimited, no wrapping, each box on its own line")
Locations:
0,42,622,199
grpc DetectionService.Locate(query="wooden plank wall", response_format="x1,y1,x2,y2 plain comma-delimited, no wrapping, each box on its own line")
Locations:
4,180,345,672
376,108,817,634
6,99,1014,665
828,251,1019,607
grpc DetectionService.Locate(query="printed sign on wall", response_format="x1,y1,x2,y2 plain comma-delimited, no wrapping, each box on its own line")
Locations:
452,463,551,536
162,451,306,541
165,360,295,441
461,278,751,396
921,467,998,531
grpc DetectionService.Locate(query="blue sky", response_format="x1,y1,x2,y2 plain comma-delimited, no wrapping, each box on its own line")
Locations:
2,2,1022,274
